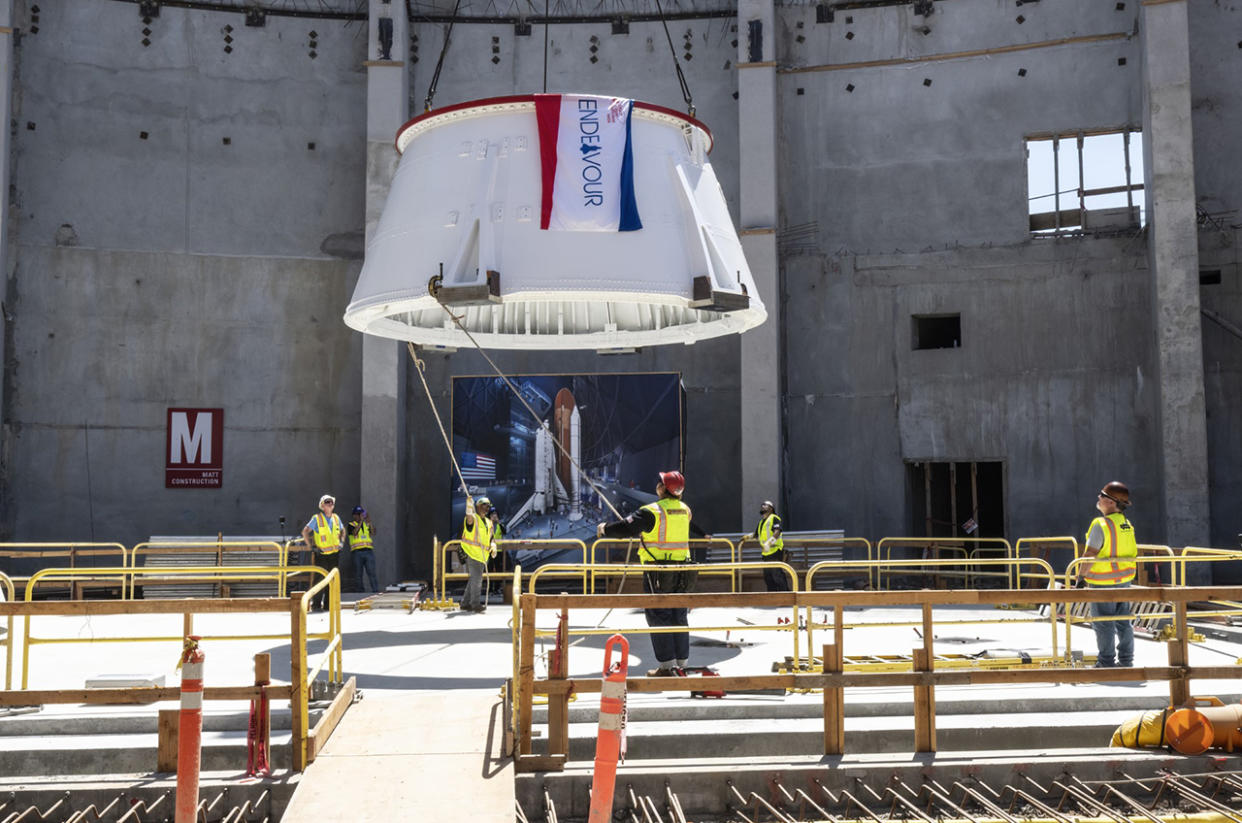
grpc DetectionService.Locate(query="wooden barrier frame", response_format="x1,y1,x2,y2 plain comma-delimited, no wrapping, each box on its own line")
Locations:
511,585,1242,771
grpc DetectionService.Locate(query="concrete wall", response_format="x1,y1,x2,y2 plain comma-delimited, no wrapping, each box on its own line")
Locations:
776,0,1163,542
1,2,366,548
1188,1,1242,556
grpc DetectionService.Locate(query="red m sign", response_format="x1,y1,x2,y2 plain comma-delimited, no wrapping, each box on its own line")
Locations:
166,408,224,489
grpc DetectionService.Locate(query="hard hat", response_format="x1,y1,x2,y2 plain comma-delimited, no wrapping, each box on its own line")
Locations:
352,506,366,516
319,494,335,506
657,471,685,497
476,496,492,508
1100,481,1131,509
760,500,775,512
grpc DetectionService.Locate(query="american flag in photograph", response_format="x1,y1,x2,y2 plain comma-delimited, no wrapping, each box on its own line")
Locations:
459,451,496,482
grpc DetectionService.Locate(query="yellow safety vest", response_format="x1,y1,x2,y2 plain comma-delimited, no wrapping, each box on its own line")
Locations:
638,498,691,563
1083,512,1137,586
461,515,494,564
349,521,373,551
757,513,783,556
311,513,342,554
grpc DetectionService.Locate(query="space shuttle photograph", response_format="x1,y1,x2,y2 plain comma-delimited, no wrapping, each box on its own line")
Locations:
450,372,684,571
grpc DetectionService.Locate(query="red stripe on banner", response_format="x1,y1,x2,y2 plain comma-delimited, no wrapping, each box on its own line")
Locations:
535,94,561,230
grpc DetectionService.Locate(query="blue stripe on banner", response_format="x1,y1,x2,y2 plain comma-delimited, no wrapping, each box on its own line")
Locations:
618,103,642,232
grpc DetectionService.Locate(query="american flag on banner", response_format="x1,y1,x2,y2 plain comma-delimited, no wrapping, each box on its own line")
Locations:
459,451,496,482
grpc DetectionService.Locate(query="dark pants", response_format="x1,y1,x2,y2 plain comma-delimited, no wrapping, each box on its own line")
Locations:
644,569,689,666
312,551,338,611
763,548,789,592
352,549,378,593
1090,584,1134,667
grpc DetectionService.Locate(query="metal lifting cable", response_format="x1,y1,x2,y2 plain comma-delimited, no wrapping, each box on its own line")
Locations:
423,0,463,112
654,0,695,117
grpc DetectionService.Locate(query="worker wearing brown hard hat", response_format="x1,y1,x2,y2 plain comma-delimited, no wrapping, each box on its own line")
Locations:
1078,481,1138,671
597,470,709,675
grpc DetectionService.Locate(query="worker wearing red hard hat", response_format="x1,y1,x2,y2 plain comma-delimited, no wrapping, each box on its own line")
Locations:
1078,481,1138,670
597,470,709,675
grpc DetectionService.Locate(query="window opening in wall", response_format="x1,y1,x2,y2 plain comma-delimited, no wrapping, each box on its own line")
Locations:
1200,269,1222,286
912,313,960,350
907,461,1006,540
1026,128,1145,235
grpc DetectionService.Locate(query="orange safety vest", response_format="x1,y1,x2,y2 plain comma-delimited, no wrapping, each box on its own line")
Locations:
1083,512,1137,586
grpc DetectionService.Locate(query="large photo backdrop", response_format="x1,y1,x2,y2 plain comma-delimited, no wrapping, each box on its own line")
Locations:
450,373,685,559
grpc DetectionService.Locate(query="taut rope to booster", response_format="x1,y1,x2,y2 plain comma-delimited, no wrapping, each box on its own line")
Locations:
416,282,649,624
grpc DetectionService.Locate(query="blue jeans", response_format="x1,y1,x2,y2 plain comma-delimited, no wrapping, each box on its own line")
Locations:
1090,587,1133,667
352,549,378,593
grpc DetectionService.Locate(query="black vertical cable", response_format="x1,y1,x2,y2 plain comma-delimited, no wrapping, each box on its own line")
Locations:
423,0,463,112
542,0,550,93
654,0,694,116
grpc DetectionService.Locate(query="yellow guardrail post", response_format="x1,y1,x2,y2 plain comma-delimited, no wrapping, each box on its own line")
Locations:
510,564,522,757
19,564,330,691
0,571,14,690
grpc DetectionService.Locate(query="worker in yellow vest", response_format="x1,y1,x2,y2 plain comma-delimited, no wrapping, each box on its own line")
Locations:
1078,481,1138,669
754,500,787,592
459,496,495,613
300,493,343,612
597,471,709,675
348,506,379,594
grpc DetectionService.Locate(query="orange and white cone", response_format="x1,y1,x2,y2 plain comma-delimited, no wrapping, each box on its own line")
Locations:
588,634,629,823
175,636,205,823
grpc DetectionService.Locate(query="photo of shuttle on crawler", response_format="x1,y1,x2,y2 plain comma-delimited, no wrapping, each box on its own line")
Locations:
450,372,683,581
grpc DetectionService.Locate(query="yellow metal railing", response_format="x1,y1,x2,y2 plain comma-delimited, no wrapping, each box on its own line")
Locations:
735,535,873,591
0,570,13,690
0,543,130,599
291,568,344,770
805,556,1060,664
589,538,738,592
130,540,289,598
20,565,337,691
1014,536,1078,589
876,536,1014,590
528,560,801,662
435,539,589,603
1062,553,1180,659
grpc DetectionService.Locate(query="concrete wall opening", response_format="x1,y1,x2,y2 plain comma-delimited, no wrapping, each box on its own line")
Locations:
1026,128,1145,235
912,313,961,350
906,461,1005,539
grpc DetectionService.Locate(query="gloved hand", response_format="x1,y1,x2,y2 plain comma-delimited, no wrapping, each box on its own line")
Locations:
763,537,776,551
596,523,606,538
465,498,476,518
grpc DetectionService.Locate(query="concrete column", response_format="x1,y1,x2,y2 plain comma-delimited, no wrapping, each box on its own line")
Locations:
737,0,783,520
1140,0,1210,563
361,0,410,589
0,2,14,537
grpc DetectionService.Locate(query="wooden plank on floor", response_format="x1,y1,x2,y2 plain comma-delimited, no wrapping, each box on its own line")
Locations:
281,692,513,822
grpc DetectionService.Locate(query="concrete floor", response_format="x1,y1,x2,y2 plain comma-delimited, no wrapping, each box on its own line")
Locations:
4,592,1242,819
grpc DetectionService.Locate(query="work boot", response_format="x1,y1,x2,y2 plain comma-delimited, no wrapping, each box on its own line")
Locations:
648,667,678,677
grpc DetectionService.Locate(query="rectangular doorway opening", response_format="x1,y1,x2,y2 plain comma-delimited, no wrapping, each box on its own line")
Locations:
906,461,1005,539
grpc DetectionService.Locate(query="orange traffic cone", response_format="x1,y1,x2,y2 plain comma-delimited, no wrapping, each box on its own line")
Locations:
588,634,629,823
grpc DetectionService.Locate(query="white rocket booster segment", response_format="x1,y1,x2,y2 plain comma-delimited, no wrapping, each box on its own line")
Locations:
568,404,582,521
343,94,766,351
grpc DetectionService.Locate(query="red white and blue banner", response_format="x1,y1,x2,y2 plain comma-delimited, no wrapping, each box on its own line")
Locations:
535,94,642,232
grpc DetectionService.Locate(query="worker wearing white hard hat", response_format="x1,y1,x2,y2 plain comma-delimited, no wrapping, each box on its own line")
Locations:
459,496,495,613
301,493,344,612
